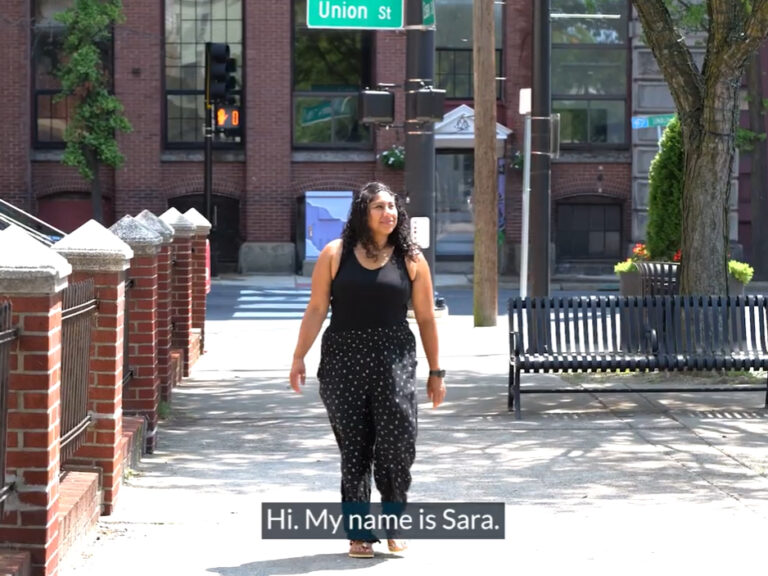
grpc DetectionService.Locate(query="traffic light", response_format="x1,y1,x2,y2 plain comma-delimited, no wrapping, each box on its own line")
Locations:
205,42,237,108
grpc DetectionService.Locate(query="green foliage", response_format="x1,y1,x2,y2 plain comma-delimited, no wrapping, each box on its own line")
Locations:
735,127,767,151
614,259,637,274
728,260,755,284
663,0,708,33
54,0,131,181
646,117,683,261
378,144,405,170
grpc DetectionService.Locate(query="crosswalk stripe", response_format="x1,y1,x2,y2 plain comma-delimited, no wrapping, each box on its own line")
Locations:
229,287,313,319
239,303,308,310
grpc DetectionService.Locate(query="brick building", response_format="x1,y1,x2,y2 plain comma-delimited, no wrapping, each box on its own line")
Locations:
0,0,763,275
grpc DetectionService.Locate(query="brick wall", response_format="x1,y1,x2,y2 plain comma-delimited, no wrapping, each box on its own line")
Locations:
113,0,164,217
244,2,292,243
0,293,63,576
123,254,160,453
170,236,193,376
0,0,31,209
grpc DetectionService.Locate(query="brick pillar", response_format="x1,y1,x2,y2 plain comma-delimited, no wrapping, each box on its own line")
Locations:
0,226,72,576
135,211,174,403
183,208,212,359
109,216,163,453
53,221,133,516
159,209,196,378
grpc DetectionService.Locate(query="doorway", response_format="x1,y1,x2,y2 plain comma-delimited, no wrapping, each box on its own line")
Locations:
435,151,475,260
167,194,241,272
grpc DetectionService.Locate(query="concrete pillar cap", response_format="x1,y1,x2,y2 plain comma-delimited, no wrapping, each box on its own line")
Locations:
183,208,212,235
53,219,134,272
135,210,175,244
159,208,196,238
110,215,164,257
0,225,71,294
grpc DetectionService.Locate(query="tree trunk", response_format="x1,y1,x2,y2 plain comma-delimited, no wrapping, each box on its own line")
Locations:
472,0,497,326
747,49,768,280
679,78,739,295
86,148,103,224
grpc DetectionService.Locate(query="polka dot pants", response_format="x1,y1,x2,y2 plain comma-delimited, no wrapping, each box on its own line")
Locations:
318,322,418,507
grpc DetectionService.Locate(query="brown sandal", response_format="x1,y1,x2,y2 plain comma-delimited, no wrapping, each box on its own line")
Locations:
387,539,408,553
349,540,374,558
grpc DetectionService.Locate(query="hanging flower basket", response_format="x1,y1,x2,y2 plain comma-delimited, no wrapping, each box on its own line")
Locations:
378,144,405,170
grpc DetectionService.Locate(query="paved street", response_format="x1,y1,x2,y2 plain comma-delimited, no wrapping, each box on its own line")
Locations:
58,275,768,576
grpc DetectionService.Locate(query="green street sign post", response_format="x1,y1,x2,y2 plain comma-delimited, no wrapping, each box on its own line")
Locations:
422,0,435,26
631,113,675,130
307,0,404,29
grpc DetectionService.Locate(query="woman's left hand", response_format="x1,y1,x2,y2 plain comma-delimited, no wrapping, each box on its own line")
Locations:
427,375,446,408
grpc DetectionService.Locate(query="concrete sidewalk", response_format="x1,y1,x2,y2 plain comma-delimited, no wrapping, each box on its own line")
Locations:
58,277,768,576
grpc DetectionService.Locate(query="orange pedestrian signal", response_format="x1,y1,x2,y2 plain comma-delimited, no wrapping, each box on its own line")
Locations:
215,105,241,132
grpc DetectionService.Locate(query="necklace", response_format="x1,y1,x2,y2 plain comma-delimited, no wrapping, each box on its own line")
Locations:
358,243,392,264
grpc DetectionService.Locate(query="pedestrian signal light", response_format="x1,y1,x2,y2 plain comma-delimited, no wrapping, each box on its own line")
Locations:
215,105,241,133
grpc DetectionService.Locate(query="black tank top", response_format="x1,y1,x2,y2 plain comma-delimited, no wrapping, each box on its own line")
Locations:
329,247,412,331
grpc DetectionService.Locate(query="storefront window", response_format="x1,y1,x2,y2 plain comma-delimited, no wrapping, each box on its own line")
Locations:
292,0,372,148
551,0,629,147
164,0,243,147
434,0,503,100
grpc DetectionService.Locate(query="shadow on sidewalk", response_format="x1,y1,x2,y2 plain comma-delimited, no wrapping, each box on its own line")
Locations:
209,553,393,575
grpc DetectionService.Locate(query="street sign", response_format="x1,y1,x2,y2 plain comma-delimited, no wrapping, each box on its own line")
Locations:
307,0,404,29
422,0,435,26
631,113,675,130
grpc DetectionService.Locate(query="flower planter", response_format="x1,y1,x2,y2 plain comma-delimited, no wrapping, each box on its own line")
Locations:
618,270,642,296
728,277,746,296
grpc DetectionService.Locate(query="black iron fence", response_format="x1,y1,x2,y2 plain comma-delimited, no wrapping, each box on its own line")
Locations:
60,280,97,465
123,278,134,387
0,301,18,515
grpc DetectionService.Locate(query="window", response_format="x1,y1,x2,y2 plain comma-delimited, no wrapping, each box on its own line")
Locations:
292,0,372,148
434,0,503,100
32,0,112,147
164,0,243,148
556,202,622,260
551,0,629,147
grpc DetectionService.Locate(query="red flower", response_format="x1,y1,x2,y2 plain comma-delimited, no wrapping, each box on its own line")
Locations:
673,249,682,262
631,243,650,261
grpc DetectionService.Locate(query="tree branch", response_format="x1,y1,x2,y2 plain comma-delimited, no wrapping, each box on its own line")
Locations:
632,0,704,116
722,0,768,71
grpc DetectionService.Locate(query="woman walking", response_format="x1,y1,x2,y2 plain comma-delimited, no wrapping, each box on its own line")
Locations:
289,181,446,558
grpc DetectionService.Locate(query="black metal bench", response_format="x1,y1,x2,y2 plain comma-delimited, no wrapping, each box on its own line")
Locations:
508,295,768,418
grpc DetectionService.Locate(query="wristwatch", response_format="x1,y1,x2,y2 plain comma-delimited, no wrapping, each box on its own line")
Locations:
429,369,446,378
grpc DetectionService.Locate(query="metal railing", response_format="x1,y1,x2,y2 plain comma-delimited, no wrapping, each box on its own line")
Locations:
60,280,97,465
0,301,18,515
0,198,65,247
123,278,134,387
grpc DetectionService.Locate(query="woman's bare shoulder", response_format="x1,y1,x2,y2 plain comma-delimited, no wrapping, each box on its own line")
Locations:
405,248,426,281
320,238,344,257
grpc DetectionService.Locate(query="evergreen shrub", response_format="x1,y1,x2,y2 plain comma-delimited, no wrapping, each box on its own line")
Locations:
646,117,683,261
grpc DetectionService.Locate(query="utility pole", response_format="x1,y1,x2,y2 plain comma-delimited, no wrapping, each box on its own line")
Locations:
405,0,437,288
530,0,551,297
473,0,497,326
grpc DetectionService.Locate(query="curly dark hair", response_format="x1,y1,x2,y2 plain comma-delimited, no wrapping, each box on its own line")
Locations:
341,182,420,262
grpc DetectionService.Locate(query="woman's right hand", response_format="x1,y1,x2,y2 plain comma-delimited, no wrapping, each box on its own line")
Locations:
289,357,306,393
